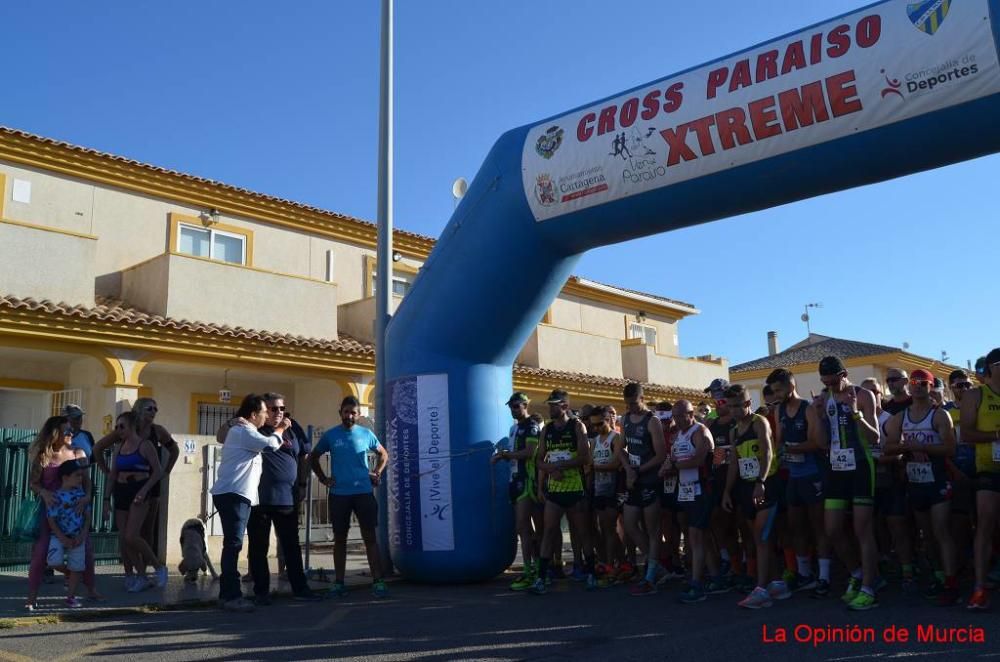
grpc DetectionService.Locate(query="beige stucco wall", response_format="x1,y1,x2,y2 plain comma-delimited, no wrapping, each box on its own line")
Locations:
532,324,623,377
337,294,401,343
621,343,728,391
549,295,680,356
0,222,96,305
121,253,338,339
2,163,97,235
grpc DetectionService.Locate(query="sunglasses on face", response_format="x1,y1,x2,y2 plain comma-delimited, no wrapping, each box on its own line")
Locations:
144,406,158,413
268,406,286,412
886,376,905,383
952,382,973,390
910,379,931,388
61,428,73,437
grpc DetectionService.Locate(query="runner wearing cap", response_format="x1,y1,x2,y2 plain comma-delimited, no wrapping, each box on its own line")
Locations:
588,405,623,587
705,378,742,588
766,369,832,597
492,392,542,591
530,389,597,594
721,384,785,608
883,369,959,606
654,401,684,582
945,370,976,576
861,377,914,595
662,400,723,603
960,347,1000,610
813,356,881,610
618,383,667,596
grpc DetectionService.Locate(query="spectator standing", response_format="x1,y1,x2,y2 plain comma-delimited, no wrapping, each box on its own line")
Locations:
45,460,90,608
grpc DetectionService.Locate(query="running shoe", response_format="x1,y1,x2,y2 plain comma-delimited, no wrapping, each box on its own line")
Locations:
792,574,817,592
327,582,349,597
126,576,147,593
65,596,83,609
738,587,773,609
221,597,255,613
571,564,587,582
155,566,169,588
935,586,962,607
123,575,136,591
372,579,389,598
629,580,657,596
811,579,831,599
766,580,792,601
847,590,878,611
678,584,707,604
967,587,990,611
585,574,598,591
841,577,861,604
873,576,889,593
529,577,547,595
705,576,731,595
510,572,535,592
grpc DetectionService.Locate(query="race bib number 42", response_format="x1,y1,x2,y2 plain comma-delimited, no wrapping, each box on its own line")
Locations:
831,448,856,472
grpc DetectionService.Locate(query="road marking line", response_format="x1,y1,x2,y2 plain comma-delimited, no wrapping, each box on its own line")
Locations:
314,607,352,630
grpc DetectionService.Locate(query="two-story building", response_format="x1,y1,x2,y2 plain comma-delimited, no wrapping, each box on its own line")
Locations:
0,127,727,560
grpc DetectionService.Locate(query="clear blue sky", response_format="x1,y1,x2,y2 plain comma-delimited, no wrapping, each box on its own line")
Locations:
4,1,995,370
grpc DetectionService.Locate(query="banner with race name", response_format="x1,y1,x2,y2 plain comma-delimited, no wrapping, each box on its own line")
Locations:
522,0,1000,222
387,373,454,553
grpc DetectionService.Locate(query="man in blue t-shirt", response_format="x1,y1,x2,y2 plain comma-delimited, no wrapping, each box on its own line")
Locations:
310,395,389,598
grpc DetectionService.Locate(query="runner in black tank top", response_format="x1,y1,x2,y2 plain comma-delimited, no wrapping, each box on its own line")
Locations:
619,383,666,596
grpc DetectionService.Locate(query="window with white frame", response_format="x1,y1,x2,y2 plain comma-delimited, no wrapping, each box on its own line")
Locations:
177,223,246,265
629,322,657,347
371,271,414,297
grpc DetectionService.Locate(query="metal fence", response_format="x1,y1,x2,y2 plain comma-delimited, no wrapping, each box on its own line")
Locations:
0,428,119,571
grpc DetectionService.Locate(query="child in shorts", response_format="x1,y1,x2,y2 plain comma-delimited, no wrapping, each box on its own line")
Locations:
46,460,90,608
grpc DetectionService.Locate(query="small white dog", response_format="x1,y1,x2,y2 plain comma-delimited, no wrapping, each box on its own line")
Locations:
178,518,218,582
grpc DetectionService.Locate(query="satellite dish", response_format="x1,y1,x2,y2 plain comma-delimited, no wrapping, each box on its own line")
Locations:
452,177,468,200
800,313,809,322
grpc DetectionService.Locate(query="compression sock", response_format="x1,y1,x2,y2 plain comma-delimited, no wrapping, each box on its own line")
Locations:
818,558,832,582
797,555,812,577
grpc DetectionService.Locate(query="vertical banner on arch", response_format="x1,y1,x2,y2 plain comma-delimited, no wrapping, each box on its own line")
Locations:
387,373,454,552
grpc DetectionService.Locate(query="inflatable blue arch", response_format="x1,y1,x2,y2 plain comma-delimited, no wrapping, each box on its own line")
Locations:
384,0,1000,582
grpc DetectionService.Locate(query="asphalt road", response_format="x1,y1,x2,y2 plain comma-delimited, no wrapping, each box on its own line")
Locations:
0,576,996,662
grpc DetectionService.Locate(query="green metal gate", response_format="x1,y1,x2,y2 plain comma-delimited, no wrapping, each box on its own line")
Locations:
0,428,120,571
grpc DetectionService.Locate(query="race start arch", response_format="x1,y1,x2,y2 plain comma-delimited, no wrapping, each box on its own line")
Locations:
385,0,1000,582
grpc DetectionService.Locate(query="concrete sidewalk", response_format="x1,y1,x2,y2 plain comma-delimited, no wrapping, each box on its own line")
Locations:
0,547,381,619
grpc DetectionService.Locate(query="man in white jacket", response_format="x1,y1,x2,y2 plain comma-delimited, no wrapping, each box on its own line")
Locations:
210,394,289,612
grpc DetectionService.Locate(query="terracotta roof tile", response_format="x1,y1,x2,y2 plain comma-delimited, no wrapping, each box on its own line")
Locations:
0,127,435,245
0,294,375,355
730,336,900,374
513,364,707,400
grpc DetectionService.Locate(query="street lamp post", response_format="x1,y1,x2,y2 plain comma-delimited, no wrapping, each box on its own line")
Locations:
374,0,394,575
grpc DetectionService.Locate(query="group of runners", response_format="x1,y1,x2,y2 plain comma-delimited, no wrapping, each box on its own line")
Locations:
492,347,1000,611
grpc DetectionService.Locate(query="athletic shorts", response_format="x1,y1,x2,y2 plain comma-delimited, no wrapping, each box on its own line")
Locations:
975,472,1000,493
710,466,730,507
329,493,378,537
786,474,824,508
625,484,660,509
951,477,976,515
874,486,907,517
733,475,779,521
678,491,713,530
546,491,585,510
113,478,149,511
907,480,951,512
824,456,875,510
509,475,537,505
773,473,789,514
660,482,680,511
47,536,85,571
590,493,618,511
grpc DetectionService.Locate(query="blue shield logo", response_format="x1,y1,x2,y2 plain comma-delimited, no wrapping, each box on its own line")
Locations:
907,0,951,35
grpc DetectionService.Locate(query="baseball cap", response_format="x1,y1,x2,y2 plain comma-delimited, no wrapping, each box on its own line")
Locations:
703,378,730,397
910,368,935,382
818,356,846,376
60,404,85,418
932,378,945,391
545,389,569,404
505,392,530,406
58,459,83,478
